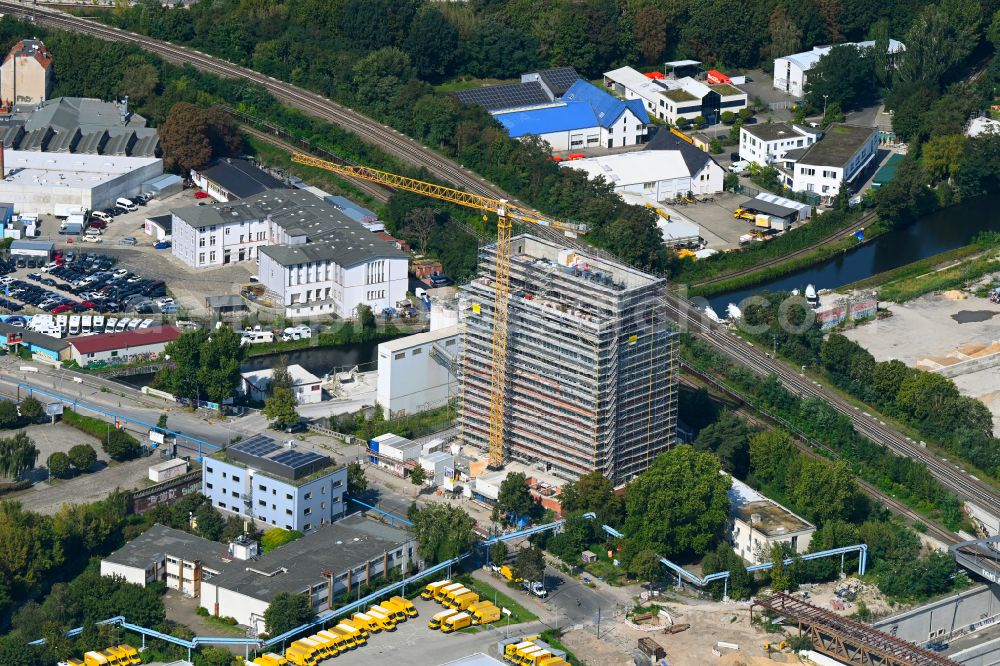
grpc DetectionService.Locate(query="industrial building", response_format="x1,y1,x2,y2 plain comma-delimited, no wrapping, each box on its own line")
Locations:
739,122,822,167
240,364,323,404
455,67,581,112
68,326,181,367
792,124,878,202
728,476,815,565
376,324,462,418
0,320,70,361
0,150,163,215
199,515,417,632
190,158,287,202
602,66,748,125
562,130,724,202
201,434,347,533
171,190,408,318
773,40,905,98
1,38,51,106
460,235,677,485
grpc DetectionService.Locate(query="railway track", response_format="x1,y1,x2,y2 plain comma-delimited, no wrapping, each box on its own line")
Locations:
13,2,1000,526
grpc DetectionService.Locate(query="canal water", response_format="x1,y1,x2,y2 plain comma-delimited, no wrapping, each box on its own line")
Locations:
707,195,1000,313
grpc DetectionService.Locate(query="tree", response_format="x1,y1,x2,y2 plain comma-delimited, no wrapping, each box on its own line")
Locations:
0,431,39,479
156,414,169,429
790,459,863,524
119,55,159,104
463,24,539,79
497,472,533,520
513,545,545,584
694,411,750,479
558,471,623,527
356,303,376,331
629,549,661,588
410,503,474,563
896,6,967,89
264,592,314,635
748,430,796,490
0,400,18,428
633,4,668,64
623,446,730,560
158,102,214,172
264,388,300,429
804,45,875,111
675,117,691,129
871,19,891,88
68,444,97,472
720,111,736,125
47,452,72,479
19,397,43,421
769,543,791,591
353,47,414,117
410,465,427,486
404,6,459,81
921,134,966,181
347,461,367,495
194,503,225,541
270,357,293,394
198,325,247,404
404,208,439,255
260,528,305,553
989,9,1000,49
768,5,802,60
104,429,141,462
490,541,508,568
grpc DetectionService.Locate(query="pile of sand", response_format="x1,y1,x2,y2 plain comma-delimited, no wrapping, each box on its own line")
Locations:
942,290,968,300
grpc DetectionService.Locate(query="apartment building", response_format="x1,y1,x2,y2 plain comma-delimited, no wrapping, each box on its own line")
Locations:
729,476,815,565
739,123,822,166
201,434,347,533
461,235,677,486
171,190,407,317
793,124,878,202
603,66,748,125
1,38,52,106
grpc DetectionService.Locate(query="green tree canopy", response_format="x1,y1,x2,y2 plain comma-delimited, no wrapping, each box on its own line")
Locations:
497,471,534,519
194,503,226,541
264,592,315,635
18,397,44,420
0,431,39,479
623,446,730,561
694,411,751,479
490,541,508,567
47,452,72,479
68,444,97,473
0,401,19,428
804,45,876,111
409,465,427,486
264,388,300,429
103,429,141,462
513,545,545,583
410,503,474,563
347,462,367,495
558,471,623,527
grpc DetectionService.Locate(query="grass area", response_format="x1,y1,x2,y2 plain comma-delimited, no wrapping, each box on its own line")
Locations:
844,241,992,293
454,575,537,624
579,544,629,585
845,247,1000,303
540,629,584,666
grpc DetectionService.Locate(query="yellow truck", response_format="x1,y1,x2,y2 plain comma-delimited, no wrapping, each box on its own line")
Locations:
499,565,523,583
283,640,318,666
308,632,338,659
435,582,465,602
452,590,481,611
379,598,408,622
105,647,137,666
733,207,756,221
62,660,85,666
351,612,381,633
389,595,418,617
428,608,458,630
523,649,553,665
422,579,451,599
372,602,404,623
514,645,549,665
84,651,111,666
469,600,501,625
504,641,536,661
335,622,367,646
442,586,471,608
252,653,288,665
367,607,396,631
340,617,370,639
116,646,140,666
441,611,472,634
316,629,347,655
538,658,569,666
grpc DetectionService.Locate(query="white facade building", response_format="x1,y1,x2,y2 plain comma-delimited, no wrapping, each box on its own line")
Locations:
773,39,906,98
792,124,879,202
0,150,163,215
240,364,324,404
728,476,815,565
376,325,462,418
739,123,822,166
603,66,748,125
171,190,408,318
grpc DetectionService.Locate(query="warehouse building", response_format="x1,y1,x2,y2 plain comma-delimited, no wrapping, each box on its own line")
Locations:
240,364,323,404
201,434,347,533
2,39,51,106
562,130,724,202
199,515,417,631
376,324,462,418
68,326,181,367
603,66,748,125
0,321,70,360
461,235,677,485
191,158,286,202
0,150,163,215
792,124,878,202
728,476,815,565
773,40,905,98
455,67,580,111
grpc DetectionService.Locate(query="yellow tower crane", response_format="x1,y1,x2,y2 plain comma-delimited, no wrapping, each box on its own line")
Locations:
290,153,587,468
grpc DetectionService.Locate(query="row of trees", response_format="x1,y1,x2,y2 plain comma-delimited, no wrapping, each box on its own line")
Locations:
47,444,98,480
154,326,247,405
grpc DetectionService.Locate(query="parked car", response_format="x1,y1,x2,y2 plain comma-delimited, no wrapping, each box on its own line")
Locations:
153,241,171,250
194,190,210,199
81,235,103,244
120,237,138,246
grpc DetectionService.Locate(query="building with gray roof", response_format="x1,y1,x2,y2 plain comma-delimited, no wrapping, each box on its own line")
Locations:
171,189,408,319
191,158,287,202
792,124,878,203
200,514,418,631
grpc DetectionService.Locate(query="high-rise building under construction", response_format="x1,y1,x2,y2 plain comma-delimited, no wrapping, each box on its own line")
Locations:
460,234,677,486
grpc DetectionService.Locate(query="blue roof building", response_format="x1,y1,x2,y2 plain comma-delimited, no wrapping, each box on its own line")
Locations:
491,79,649,151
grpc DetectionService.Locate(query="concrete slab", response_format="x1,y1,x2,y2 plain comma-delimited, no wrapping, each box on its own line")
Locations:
667,191,754,251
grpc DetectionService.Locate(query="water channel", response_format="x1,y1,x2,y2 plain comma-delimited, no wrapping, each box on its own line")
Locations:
706,195,1000,313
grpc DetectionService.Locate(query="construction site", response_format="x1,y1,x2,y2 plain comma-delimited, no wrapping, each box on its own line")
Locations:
459,235,678,485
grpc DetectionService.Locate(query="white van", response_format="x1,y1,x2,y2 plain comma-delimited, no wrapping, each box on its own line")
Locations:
81,315,92,334
116,197,138,212
240,330,275,345
68,316,81,336
91,210,112,223
729,160,750,174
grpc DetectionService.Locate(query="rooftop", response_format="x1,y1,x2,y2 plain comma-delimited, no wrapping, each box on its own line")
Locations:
533,67,581,98
242,363,322,388
377,324,462,353
662,88,697,102
456,81,552,112
203,514,414,603
6,38,51,70
196,158,286,199
69,326,180,355
0,320,69,351
742,122,817,143
222,433,334,482
728,476,813,537
644,128,715,174
564,150,707,187
493,102,603,136
507,234,661,291
561,80,649,126
798,124,876,167
709,83,745,97
103,524,231,570
0,150,161,190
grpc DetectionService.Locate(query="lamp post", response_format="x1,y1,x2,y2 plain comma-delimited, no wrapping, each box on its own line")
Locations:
823,94,829,117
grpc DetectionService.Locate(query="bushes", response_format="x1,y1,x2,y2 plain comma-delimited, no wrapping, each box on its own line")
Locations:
62,409,143,462
47,451,72,479
260,528,305,553
68,444,98,472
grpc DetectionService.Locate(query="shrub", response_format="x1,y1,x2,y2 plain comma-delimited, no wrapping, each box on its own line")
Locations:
676,117,692,129
47,451,72,479
721,111,736,125
68,444,98,472
104,429,142,462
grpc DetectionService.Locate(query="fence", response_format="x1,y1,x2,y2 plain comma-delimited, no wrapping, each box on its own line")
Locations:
128,470,201,515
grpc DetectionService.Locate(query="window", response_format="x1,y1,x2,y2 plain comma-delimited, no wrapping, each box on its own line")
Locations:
272,503,276,510
321,486,326,494
218,501,226,509
210,251,216,262
412,348,422,356
801,167,816,176
198,253,205,263
304,523,312,531
333,480,343,488
210,236,216,246
258,499,265,507
206,482,213,489
321,502,326,509
225,227,230,235
222,472,227,479
394,352,404,360
207,466,213,474
258,484,266,491
232,475,240,482
199,238,205,247
285,525,292,530
304,507,312,515
239,234,244,243
231,490,239,498
445,339,456,346
286,509,293,516
286,493,293,500
304,492,312,500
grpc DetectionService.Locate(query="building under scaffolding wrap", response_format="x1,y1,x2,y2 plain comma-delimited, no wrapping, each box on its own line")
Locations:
460,234,677,485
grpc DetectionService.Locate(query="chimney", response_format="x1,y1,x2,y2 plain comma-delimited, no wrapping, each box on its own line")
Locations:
120,96,129,124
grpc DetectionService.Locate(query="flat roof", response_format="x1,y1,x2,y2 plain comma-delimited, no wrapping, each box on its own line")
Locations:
665,59,701,67
798,124,876,167
742,198,798,219
742,122,813,143
242,363,321,387
70,326,180,355
224,433,333,481
728,476,813,536
0,320,69,351
508,234,661,291
378,325,462,353
197,158,286,199
205,514,414,603
709,83,744,97
103,524,231,570
0,150,160,189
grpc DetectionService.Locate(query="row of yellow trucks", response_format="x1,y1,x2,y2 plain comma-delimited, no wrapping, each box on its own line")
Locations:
500,636,570,666
423,580,502,633
252,596,417,665
59,645,141,666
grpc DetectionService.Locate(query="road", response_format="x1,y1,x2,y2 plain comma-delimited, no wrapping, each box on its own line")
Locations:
4,2,999,528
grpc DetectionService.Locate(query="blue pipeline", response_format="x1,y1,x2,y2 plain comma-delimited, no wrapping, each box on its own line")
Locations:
348,497,413,526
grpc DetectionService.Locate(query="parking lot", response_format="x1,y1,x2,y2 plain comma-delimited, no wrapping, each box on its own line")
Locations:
667,191,758,251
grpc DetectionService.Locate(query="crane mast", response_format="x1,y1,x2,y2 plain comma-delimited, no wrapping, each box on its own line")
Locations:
290,153,586,469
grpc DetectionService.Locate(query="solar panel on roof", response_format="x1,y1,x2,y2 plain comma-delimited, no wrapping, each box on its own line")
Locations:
455,82,551,111
271,450,325,470
538,67,581,97
232,435,281,458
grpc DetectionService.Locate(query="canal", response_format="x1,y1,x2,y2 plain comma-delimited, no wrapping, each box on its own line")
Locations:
707,195,1000,313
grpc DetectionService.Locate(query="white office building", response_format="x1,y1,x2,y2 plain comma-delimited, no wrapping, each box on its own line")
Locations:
773,40,906,98
728,476,815,565
603,66,748,125
376,325,462,418
739,123,822,166
240,364,324,405
792,124,878,202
